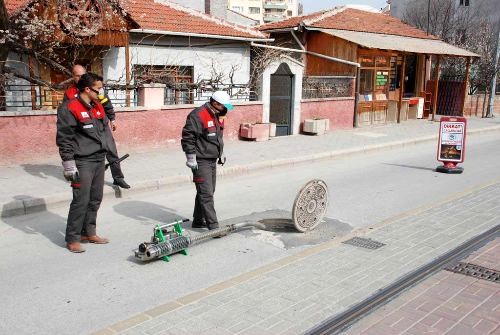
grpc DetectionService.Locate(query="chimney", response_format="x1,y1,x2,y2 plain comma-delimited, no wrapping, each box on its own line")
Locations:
205,0,211,14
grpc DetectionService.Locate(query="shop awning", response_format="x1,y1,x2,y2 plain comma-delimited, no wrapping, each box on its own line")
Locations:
314,28,480,57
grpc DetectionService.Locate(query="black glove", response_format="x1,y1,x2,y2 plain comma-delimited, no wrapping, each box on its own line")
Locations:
217,156,226,165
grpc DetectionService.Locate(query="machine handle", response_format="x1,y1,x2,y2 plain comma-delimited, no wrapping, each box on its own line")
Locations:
155,218,190,230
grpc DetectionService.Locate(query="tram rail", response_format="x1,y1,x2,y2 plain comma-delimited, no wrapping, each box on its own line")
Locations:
305,224,500,335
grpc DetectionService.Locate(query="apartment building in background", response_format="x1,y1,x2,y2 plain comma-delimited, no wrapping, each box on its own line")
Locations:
389,0,500,21
167,0,259,26
228,0,299,24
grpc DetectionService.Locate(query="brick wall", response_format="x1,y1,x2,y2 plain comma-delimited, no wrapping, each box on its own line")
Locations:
463,94,500,117
0,102,263,164
300,97,355,130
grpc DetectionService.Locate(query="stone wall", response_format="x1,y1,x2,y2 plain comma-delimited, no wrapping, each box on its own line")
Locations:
463,94,500,117
300,97,355,130
0,102,263,164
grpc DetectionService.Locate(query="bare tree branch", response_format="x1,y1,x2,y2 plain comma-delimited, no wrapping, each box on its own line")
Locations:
4,66,71,89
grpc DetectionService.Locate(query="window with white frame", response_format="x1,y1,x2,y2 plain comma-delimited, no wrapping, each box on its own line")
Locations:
249,7,260,14
133,65,194,105
232,6,243,12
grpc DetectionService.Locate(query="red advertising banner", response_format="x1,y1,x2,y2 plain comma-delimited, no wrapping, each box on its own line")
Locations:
437,117,467,163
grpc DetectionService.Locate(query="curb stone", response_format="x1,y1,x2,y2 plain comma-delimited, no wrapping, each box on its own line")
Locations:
2,126,499,218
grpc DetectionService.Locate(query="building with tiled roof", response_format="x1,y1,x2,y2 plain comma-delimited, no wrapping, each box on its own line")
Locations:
3,0,271,111
252,5,478,130
5,0,268,40
124,0,268,40
259,6,439,40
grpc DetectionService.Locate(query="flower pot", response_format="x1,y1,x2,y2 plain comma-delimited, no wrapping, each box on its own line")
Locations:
239,123,270,141
268,123,276,137
303,119,329,135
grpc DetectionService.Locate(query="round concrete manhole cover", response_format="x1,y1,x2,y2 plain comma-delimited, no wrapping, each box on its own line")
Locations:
292,179,329,232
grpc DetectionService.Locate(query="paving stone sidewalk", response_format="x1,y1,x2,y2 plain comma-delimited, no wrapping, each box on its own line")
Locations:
343,237,500,335
92,179,500,335
2,117,500,218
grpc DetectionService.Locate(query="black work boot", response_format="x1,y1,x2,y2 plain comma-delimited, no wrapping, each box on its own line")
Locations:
192,220,206,229
207,223,219,230
113,178,131,189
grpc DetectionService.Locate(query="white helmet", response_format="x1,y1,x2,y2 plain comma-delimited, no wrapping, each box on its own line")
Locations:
211,91,234,110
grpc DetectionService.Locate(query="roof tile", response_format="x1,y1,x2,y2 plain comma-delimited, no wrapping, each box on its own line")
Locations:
123,0,267,39
5,0,30,16
5,0,267,39
260,7,438,40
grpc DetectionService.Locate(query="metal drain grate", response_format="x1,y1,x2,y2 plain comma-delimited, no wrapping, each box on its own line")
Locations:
446,262,500,284
342,237,385,250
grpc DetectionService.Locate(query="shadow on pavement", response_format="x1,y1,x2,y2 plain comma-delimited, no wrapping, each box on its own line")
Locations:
21,164,66,181
113,201,185,226
1,195,66,248
383,163,436,172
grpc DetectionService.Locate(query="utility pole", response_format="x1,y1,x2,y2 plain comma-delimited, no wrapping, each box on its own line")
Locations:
486,20,500,117
427,0,431,35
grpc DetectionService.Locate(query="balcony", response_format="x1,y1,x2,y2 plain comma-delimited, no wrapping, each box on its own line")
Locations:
263,14,286,22
263,1,288,10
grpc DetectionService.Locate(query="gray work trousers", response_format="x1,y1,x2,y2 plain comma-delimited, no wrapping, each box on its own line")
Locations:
192,158,218,229
105,127,124,180
65,160,105,243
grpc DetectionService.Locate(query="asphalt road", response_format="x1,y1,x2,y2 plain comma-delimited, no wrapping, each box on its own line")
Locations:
0,131,499,334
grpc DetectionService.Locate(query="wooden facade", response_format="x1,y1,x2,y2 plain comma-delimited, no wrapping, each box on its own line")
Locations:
305,32,357,77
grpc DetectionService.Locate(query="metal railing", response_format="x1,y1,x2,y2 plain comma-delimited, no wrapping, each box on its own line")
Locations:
184,84,256,105
302,76,354,99
1,83,254,111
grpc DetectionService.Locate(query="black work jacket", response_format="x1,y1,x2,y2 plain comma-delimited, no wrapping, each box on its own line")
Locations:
181,103,224,160
56,96,110,162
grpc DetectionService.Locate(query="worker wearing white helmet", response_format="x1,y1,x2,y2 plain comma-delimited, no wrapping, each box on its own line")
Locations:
181,91,233,230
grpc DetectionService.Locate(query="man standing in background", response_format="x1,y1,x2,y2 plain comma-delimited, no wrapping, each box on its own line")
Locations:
64,64,130,189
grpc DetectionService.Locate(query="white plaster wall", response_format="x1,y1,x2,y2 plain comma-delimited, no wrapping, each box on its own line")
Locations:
260,56,304,135
167,0,204,12
130,45,250,85
102,47,128,105
102,40,252,105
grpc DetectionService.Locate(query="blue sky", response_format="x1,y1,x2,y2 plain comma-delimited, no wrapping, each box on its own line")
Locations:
301,0,388,13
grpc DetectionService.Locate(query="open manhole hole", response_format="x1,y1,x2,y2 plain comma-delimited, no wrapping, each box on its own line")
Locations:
258,218,297,232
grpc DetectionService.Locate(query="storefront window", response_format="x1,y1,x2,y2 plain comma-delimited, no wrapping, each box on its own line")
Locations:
360,56,374,67
389,56,398,91
359,69,373,101
358,53,391,102
375,56,389,67
375,70,389,100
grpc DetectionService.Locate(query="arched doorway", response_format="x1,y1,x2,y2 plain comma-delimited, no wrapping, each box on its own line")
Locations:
270,63,294,136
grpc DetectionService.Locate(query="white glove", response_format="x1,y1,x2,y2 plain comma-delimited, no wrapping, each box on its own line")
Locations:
62,160,79,182
185,153,198,171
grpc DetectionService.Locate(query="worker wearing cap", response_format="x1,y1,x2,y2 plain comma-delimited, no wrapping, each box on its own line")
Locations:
181,91,233,230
